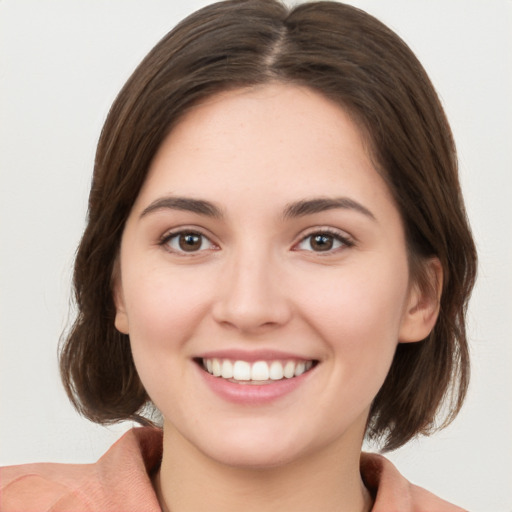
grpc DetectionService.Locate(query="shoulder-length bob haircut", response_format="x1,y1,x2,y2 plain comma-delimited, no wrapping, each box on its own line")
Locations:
60,0,477,451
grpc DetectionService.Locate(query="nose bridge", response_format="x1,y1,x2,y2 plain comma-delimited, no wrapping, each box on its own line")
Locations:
212,239,290,331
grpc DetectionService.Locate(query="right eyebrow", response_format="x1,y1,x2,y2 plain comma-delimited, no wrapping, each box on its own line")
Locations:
139,196,223,219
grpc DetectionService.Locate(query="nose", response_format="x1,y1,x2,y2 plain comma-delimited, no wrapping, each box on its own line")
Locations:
211,246,292,334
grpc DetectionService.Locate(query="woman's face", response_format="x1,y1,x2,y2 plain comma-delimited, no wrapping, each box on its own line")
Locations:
114,84,431,468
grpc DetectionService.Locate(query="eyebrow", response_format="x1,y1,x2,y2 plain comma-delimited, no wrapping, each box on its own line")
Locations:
283,197,376,220
139,195,375,222
140,196,223,219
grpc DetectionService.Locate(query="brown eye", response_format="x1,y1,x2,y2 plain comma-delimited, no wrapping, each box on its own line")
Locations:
310,234,334,251
296,231,351,253
179,233,202,252
164,231,214,253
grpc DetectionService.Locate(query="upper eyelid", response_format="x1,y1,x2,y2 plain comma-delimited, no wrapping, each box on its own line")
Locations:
296,226,354,242
159,225,217,243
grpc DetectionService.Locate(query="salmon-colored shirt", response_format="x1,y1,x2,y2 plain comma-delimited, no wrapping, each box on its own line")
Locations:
0,427,466,511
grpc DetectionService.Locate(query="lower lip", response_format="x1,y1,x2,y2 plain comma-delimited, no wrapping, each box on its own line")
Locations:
196,363,314,405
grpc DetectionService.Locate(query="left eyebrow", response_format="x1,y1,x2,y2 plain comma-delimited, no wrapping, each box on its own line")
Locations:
283,197,376,221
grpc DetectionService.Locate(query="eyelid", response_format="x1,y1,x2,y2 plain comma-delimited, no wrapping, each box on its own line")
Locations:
159,226,219,255
292,227,355,252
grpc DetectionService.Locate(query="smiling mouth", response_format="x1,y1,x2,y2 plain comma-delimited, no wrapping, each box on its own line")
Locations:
196,358,317,384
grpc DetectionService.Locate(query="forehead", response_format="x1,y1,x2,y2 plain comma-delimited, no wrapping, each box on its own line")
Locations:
133,83,395,217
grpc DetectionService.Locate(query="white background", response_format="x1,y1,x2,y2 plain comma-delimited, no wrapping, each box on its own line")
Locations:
1,1,511,511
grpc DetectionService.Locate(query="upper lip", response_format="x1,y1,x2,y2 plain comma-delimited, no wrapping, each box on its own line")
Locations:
195,349,316,362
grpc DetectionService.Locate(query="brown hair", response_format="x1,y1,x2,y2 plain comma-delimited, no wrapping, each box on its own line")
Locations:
60,0,477,451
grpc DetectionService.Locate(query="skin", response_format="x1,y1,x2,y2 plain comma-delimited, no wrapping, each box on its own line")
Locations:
114,84,440,512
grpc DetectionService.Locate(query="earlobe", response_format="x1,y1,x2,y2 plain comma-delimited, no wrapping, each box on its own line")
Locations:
398,258,443,343
112,267,130,335
114,305,130,335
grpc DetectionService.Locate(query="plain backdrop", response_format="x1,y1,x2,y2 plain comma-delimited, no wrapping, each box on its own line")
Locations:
1,1,511,511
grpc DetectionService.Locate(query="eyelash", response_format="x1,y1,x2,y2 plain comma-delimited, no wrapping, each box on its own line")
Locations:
159,227,354,256
159,229,217,255
294,228,355,254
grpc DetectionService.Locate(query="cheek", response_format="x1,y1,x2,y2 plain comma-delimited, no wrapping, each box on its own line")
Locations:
121,263,214,352
296,258,409,383
122,266,216,409
301,259,409,336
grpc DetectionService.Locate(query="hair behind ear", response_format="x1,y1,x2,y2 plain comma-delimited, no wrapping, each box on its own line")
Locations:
368,254,471,451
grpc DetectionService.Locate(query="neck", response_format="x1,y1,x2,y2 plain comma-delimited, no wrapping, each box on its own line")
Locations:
155,424,372,512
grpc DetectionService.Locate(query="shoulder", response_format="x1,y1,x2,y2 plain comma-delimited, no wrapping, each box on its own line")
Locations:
360,452,468,512
0,427,163,512
0,461,97,511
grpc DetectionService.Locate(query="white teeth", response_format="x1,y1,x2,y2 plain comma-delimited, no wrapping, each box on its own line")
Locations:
294,362,306,377
202,358,315,382
212,359,221,377
269,361,284,380
283,361,295,378
221,360,233,379
251,361,269,381
233,360,251,380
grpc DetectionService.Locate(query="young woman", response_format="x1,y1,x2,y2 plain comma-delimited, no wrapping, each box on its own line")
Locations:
1,1,477,511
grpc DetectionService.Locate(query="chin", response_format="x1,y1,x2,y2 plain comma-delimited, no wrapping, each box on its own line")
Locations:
184,418,327,470
202,439,304,470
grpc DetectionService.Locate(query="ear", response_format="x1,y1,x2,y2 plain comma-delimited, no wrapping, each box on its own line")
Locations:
112,261,130,335
398,257,443,343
